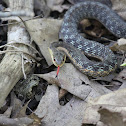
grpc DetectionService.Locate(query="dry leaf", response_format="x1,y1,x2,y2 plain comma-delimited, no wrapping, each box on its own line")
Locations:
25,18,62,66
28,113,42,126
111,38,126,51
111,0,126,20
10,93,23,118
46,0,70,12
99,108,126,126
83,88,126,125
83,105,126,126
3,107,12,118
35,84,86,126
80,19,109,38
36,63,111,100
109,68,126,90
59,88,68,99
34,0,50,17
89,88,126,105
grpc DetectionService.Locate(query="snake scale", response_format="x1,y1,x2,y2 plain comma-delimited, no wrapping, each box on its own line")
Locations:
49,1,126,77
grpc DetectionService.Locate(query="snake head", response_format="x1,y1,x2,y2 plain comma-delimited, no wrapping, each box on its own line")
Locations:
48,47,66,67
53,51,66,67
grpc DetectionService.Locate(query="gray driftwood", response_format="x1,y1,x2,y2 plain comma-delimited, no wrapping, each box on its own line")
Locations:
0,0,34,108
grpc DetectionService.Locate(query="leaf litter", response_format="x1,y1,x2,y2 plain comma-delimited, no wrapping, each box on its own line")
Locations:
0,0,126,126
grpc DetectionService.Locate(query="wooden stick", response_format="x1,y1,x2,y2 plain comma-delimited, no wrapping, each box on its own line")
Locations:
0,0,34,108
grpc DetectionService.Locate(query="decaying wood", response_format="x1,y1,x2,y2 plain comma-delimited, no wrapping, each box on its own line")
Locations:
0,0,34,108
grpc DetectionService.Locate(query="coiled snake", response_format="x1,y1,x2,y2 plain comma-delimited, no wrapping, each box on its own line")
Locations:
49,1,126,77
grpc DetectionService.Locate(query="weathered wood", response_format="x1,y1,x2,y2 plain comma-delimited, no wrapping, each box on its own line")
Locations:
0,0,34,108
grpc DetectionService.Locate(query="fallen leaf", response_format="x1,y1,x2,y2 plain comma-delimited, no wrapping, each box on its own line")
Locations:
99,108,126,126
28,113,42,126
111,0,126,20
46,0,70,12
80,19,109,38
34,0,50,17
111,38,126,51
35,63,111,100
3,107,12,118
110,68,126,90
10,93,23,118
35,84,86,126
83,88,126,125
25,18,62,66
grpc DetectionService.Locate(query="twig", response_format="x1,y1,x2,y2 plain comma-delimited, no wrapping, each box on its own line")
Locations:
0,15,43,27
0,50,41,61
0,41,41,56
0,10,34,17
21,53,26,79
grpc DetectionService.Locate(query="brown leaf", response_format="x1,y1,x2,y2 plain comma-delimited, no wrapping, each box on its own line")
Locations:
28,113,42,126
99,108,126,126
110,38,126,51
59,88,68,99
80,19,108,38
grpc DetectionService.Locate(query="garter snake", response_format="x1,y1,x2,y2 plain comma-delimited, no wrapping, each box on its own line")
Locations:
49,1,126,77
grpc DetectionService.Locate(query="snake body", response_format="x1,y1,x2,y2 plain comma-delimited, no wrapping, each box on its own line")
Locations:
50,1,126,77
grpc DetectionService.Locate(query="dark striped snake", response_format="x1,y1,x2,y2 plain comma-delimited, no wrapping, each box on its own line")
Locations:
49,1,126,77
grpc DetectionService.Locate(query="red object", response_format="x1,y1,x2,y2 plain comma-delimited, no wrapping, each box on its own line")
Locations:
56,66,60,78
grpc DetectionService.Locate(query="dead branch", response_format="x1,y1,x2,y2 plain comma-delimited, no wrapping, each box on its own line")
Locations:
0,10,33,17
0,0,34,108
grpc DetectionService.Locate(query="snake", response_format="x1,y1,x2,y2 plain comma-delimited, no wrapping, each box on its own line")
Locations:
49,1,126,77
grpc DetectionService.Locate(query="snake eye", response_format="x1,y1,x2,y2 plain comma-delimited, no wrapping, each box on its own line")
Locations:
54,58,55,61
